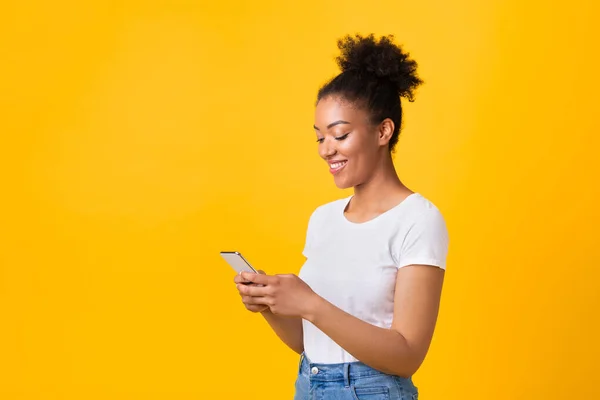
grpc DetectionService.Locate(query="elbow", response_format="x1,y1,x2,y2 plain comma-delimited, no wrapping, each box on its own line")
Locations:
293,344,305,355
389,334,425,378
396,362,421,379
290,336,304,355
375,351,422,378
391,357,423,379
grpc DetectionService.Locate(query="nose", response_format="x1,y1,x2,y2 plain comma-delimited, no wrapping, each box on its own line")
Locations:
319,137,337,159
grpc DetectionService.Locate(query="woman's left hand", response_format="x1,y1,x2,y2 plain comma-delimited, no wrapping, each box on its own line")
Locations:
236,272,321,318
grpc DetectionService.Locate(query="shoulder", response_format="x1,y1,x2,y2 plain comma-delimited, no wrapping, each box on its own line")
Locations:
401,194,449,245
402,193,447,225
394,193,449,269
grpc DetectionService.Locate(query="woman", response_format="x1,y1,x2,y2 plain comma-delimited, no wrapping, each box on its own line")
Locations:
234,33,449,400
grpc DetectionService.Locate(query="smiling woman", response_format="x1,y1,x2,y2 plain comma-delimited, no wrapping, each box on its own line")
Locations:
234,33,448,400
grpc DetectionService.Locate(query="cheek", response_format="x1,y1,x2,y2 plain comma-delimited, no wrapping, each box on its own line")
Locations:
337,136,363,157
339,135,377,164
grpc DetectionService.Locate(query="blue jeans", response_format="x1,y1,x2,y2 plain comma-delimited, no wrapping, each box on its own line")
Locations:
294,353,418,400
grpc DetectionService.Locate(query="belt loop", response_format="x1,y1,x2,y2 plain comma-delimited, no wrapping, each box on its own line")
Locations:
343,363,350,388
298,353,305,375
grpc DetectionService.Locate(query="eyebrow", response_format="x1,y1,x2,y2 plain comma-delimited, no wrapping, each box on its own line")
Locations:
313,120,351,131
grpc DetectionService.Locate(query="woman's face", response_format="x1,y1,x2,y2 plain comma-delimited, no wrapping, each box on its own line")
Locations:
313,95,391,189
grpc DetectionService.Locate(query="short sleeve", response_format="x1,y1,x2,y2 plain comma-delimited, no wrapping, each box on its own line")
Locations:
397,207,449,269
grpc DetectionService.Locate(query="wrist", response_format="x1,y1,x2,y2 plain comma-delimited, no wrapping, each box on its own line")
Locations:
302,292,325,323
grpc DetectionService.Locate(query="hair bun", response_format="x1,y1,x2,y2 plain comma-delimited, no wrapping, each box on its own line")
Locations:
335,33,423,102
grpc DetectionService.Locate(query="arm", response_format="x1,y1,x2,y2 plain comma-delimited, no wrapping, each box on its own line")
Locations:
240,205,448,373
260,310,304,355
304,265,445,378
241,265,445,377
234,271,304,354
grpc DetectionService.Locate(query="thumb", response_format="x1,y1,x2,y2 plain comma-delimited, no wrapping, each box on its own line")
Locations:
240,270,258,281
256,269,266,275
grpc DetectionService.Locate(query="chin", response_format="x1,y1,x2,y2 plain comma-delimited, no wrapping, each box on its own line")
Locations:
333,177,355,190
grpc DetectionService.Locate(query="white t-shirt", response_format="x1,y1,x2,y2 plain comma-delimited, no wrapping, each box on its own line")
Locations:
298,193,449,364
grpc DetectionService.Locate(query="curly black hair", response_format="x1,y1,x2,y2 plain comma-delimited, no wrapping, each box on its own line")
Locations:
317,34,423,152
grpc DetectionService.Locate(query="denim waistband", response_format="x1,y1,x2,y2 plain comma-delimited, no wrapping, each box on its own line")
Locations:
299,352,391,383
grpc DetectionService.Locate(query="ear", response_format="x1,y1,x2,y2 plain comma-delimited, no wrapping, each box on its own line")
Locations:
378,118,395,146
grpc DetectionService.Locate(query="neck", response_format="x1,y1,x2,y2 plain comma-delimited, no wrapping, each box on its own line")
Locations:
350,153,412,211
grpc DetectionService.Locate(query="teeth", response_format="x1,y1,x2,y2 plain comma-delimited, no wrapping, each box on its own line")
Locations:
330,161,346,169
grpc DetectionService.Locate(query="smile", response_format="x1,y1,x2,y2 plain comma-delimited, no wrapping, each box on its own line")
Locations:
329,160,347,174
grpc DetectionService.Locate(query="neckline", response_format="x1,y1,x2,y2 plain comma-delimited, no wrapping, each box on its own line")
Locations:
341,192,420,226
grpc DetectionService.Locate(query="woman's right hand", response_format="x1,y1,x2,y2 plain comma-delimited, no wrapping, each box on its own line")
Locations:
234,270,269,313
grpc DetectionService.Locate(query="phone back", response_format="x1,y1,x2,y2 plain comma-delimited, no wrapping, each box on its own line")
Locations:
220,252,257,274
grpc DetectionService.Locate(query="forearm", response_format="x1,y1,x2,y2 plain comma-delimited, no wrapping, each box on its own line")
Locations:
261,309,304,354
306,297,420,378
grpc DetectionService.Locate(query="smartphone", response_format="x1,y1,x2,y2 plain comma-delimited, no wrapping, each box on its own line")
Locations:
220,251,258,274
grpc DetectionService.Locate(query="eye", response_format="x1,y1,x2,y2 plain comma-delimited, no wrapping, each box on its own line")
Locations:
335,133,350,141
316,137,324,143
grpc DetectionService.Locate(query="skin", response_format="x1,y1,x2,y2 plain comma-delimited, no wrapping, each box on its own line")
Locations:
233,95,445,378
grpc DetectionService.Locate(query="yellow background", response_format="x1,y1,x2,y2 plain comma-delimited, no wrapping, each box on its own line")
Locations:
1,0,599,399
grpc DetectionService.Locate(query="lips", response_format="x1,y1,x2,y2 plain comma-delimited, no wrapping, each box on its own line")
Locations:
328,160,347,175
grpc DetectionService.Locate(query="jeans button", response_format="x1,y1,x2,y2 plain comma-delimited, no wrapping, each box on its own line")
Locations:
311,367,319,375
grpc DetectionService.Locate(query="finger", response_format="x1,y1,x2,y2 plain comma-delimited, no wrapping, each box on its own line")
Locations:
236,285,260,297
240,271,272,285
234,272,253,285
241,295,269,305
246,304,267,312
237,283,268,297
